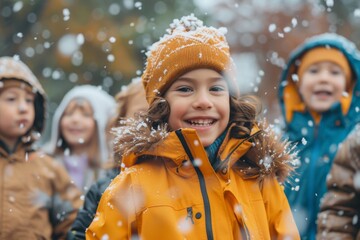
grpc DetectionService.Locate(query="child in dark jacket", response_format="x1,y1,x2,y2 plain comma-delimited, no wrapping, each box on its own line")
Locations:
86,14,300,239
317,123,360,239
0,56,83,239
67,78,148,239
278,33,360,239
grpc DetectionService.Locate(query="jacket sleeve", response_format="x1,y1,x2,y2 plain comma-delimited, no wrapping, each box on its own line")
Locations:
261,177,300,240
317,132,360,239
67,181,103,240
86,170,138,239
46,157,83,239
68,169,119,239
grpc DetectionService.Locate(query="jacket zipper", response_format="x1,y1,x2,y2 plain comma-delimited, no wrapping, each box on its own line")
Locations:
186,207,194,224
175,129,214,240
240,219,250,239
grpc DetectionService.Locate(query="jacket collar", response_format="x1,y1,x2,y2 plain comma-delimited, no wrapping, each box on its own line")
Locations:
122,124,260,171
115,119,296,182
0,139,35,163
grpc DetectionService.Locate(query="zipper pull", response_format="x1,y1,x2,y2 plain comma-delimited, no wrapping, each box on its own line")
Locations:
186,207,194,224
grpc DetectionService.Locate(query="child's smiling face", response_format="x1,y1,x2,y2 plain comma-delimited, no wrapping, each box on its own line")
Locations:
60,99,96,149
299,61,347,113
165,68,230,147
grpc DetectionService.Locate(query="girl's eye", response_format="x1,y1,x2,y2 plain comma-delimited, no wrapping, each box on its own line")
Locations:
330,69,342,75
26,98,34,104
83,112,93,117
210,86,226,92
176,86,192,93
63,111,73,116
6,97,16,102
308,68,319,74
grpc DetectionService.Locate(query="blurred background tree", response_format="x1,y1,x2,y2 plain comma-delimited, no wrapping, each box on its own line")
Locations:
0,0,205,140
198,0,360,121
1,0,359,140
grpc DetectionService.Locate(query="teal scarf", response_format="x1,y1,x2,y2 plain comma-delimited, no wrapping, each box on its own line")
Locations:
205,130,227,168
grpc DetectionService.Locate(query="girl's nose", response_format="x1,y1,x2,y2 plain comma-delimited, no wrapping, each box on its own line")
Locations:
71,112,82,121
192,91,213,109
318,70,331,82
18,100,28,112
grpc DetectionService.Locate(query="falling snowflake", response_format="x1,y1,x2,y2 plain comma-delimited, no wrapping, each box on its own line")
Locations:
100,234,109,240
353,215,359,225
307,120,314,127
268,23,276,33
355,9,360,17
325,0,334,7
107,54,115,62
177,216,193,233
193,158,202,167
63,8,70,21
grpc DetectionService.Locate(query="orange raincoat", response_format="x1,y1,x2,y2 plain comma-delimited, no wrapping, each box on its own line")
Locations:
87,125,299,239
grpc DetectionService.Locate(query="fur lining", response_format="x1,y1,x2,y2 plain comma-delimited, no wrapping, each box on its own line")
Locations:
112,118,298,182
237,122,298,183
112,117,168,157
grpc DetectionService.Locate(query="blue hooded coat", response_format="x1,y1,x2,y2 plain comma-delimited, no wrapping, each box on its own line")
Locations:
278,33,360,239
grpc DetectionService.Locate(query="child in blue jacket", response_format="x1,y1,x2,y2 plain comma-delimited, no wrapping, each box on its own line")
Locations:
278,33,360,239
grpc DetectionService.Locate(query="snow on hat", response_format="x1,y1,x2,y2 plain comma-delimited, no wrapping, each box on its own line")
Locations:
0,56,45,95
142,14,239,104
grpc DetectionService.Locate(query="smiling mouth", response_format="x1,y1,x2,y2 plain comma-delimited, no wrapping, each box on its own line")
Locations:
185,119,216,126
67,129,84,134
314,90,332,96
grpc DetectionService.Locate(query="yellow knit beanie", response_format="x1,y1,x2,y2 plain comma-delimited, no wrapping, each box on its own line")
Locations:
297,47,352,88
142,14,239,104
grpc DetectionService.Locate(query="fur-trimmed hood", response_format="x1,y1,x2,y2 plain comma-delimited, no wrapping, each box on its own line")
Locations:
113,119,298,183
44,85,116,164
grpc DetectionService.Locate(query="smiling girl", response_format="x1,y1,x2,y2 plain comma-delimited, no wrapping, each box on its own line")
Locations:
86,14,300,240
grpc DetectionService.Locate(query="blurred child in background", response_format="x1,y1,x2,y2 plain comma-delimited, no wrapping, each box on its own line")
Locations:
278,33,360,239
0,56,82,239
68,78,148,239
44,85,116,193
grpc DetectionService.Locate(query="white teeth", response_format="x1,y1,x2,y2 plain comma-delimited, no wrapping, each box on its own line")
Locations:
188,119,214,126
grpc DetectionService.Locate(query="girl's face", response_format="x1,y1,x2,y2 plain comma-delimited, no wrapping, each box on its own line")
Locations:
60,99,96,150
0,87,35,147
165,68,230,147
299,61,347,113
